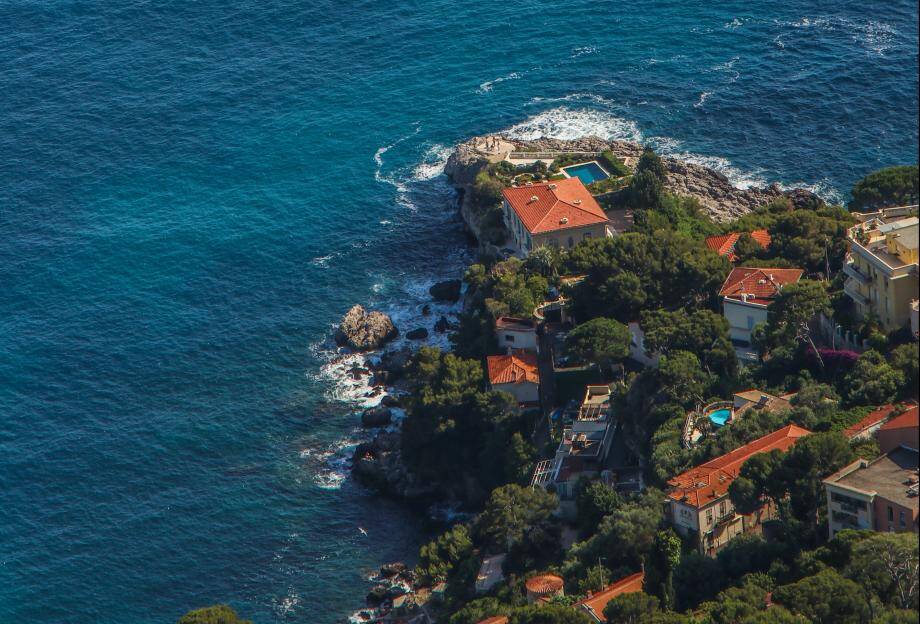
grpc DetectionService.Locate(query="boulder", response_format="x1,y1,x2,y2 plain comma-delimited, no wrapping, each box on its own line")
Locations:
335,305,398,351
381,394,401,408
361,405,392,428
421,304,431,316
429,279,462,302
434,315,452,333
406,327,429,340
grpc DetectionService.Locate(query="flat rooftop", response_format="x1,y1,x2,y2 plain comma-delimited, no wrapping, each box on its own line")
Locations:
829,446,919,510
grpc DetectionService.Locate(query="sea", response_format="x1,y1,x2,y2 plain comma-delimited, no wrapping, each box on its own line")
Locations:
1,1,917,622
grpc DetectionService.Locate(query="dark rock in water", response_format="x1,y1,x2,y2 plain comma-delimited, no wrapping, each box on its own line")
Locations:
350,366,371,380
352,432,439,499
365,386,384,398
381,394,401,408
378,347,412,376
362,405,392,428
385,585,407,599
366,585,388,606
429,279,462,302
406,327,428,340
434,315,452,333
421,304,431,316
380,562,407,578
335,305,398,351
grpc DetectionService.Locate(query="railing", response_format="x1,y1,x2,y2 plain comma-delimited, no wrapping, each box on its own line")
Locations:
843,280,869,305
531,459,558,488
508,150,603,160
843,260,871,284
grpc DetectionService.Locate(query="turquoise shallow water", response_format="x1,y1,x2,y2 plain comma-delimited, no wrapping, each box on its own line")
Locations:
1,1,917,622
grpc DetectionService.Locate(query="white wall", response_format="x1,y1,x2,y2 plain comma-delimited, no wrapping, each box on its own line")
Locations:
494,381,539,403
723,298,768,344
496,329,539,353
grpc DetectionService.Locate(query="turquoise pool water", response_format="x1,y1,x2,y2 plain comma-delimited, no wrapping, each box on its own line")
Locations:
563,161,609,184
708,408,732,427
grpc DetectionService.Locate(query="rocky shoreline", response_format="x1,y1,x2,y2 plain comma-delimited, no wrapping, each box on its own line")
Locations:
444,134,824,241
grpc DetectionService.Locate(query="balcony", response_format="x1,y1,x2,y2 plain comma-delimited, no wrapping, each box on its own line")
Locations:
843,280,869,306
843,260,871,285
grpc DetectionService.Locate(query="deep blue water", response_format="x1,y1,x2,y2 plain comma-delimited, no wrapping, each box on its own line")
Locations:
1,1,917,622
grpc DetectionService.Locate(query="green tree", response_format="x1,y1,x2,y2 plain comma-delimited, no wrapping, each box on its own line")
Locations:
603,591,660,624
890,343,919,398
565,317,631,372
844,350,905,406
732,232,766,263
850,165,919,212
646,530,681,609
177,606,251,624
640,308,737,377
657,351,714,407
474,484,558,554
728,449,785,514
780,432,856,527
846,533,919,610
772,568,870,624
508,604,592,624
635,148,667,182
415,524,474,585
448,598,511,624
628,170,664,209
575,480,621,536
762,280,830,354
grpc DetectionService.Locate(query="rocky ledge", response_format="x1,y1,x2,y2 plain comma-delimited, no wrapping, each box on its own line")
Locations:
352,431,439,500
335,305,398,351
444,134,823,230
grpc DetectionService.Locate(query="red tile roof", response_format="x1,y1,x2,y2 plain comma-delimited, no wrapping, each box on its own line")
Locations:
668,424,811,508
502,178,608,234
844,404,899,438
574,571,645,621
719,267,804,306
706,230,771,261
879,406,919,433
487,352,539,385
495,316,536,331
476,618,508,624
525,574,564,595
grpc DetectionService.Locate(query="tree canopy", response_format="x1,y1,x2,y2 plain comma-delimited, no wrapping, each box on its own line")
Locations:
849,165,919,212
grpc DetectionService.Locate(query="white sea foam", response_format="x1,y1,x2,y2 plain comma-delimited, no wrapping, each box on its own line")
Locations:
311,253,336,268
710,56,741,82
780,15,897,56
694,91,712,108
478,71,522,93
411,144,453,181
725,18,744,30
503,106,642,143
570,45,598,58
373,125,421,191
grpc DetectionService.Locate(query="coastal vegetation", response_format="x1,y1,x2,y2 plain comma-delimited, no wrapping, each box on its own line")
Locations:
177,606,250,624
849,165,919,212
348,148,919,624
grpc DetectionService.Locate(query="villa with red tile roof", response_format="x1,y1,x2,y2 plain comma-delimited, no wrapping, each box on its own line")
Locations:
878,405,919,454
573,571,645,623
667,424,810,556
706,230,771,262
486,351,540,404
843,404,902,441
501,178,611,256
719,267,804,359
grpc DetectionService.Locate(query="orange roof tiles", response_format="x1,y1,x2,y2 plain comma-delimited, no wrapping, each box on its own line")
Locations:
574,571,645,621
476,618,509,624
719,267,804,306
668,424,810,508
525,574,564,595
706,230,771,261
502,178,608,235
844,404,900,438
879,405,919,433
487,352,539,385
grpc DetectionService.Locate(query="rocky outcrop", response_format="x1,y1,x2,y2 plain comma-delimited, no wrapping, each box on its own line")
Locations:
405,327,428,340
335,305,398,351
444,134,824,230
429,279,462,302
361,405,393,428
352,431,438,499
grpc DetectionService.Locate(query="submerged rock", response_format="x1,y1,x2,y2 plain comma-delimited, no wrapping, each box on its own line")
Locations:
406,327,428,340
335,305,398,351
429,279,462,302
434,315,453,333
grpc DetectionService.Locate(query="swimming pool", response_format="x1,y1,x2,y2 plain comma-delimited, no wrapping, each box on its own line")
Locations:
562,161,609,185
708,408,732,427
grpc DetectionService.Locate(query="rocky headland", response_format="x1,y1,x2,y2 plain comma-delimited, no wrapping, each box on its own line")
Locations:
444,134,823,244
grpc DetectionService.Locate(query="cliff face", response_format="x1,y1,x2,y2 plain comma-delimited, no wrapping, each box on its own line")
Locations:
444,134,823,237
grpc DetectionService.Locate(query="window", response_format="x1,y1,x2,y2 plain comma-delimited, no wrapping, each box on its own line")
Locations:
831,492,867,510
746,315,755,330
888,506,894,522
706,509,713,525
505,335,514,343
900,511,906,528
583,232,592,240
567,236,574,248
719,501,726,516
